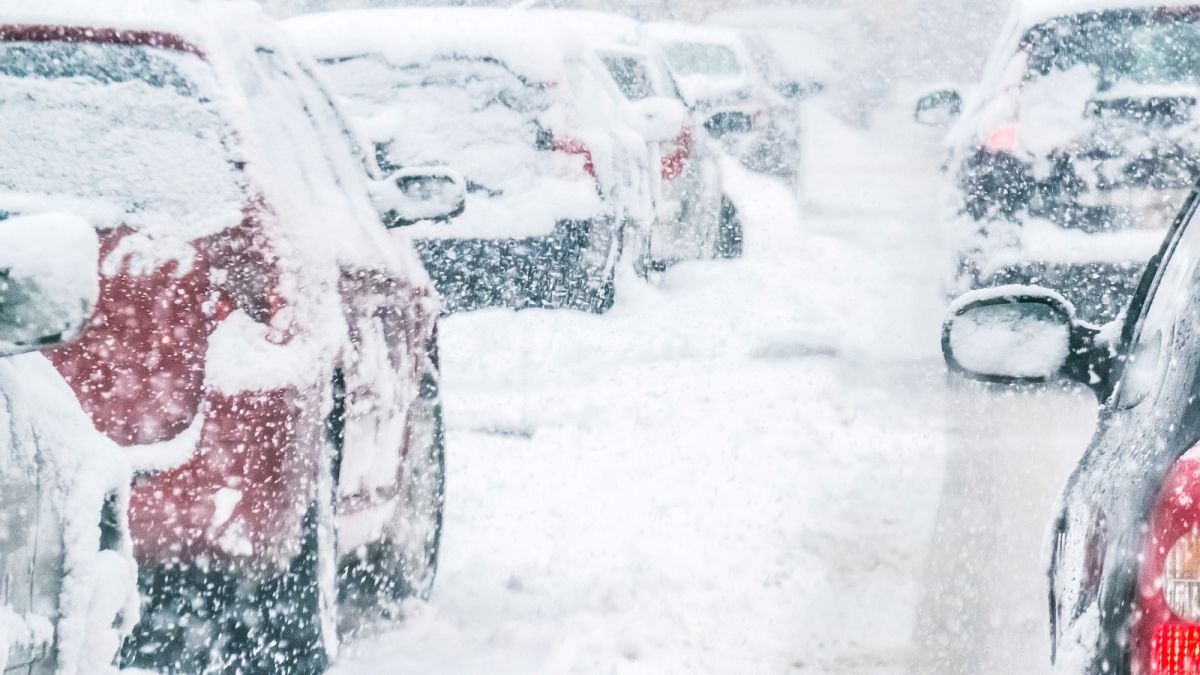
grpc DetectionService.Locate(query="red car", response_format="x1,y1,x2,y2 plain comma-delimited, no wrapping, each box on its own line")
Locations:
0,7,460,672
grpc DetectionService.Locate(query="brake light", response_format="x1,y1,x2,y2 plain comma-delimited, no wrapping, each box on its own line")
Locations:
986,126,1018,153
661,124,693,181
553,137,596,178
1134,446,1200,674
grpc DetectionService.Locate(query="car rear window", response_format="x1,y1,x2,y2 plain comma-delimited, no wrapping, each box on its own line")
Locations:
661,41,743,76
0,41,243,235
1023,10,1200,87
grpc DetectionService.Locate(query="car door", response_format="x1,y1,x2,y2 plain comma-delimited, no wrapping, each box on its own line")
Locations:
0,395,53,675
246,45,435,552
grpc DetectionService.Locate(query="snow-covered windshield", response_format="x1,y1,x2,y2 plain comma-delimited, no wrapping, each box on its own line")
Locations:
660,42,743,76
0,41,242,232
1024,11,1200,88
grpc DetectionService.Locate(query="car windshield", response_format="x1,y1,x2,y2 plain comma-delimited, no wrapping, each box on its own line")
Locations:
602,55,655,101
1023,11,1200,88
0,40,242,232
661,41,743,76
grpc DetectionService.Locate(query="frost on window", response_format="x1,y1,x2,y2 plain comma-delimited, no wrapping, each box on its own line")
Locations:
0,42,243,236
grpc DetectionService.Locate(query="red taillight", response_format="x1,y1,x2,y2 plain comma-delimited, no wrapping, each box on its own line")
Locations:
1134,448,1200,673
553,137,596,178
661,124,693,181
985,126,1018,153
1154,624,1200,674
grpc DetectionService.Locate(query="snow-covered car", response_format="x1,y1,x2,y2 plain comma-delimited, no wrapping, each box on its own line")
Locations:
0,214,136,675
286,8,654,314
0,7,452,671
939,182,1200,673
543,9,743,268
706,5,875,126
646,22,803,184
920,1,1200,323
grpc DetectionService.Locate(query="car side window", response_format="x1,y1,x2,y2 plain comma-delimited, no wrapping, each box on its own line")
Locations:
1116,195,1200,408
602,55,656,101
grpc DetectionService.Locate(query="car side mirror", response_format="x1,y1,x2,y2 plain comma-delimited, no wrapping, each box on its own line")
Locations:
914,88,962,127
372,166,467,229
629,96,689,143
704,110,754,139
942,286,1105,387
0,213,99,357
776,79,823,101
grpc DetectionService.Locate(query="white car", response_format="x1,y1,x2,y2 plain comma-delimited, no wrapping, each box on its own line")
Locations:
543,9,743,268
287,8,654,314
0,214,136,675
706,5,874,126
646,22,803,184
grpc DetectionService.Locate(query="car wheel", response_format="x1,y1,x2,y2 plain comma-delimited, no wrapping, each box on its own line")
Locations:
340,344,445,609
123,499,337,675
714,196,743,259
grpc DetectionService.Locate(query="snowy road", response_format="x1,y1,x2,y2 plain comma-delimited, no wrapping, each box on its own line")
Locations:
328,108,1101,674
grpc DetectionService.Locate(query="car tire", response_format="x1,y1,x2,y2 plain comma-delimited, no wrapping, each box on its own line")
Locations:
339,341,445,610
122,500,337,674
249,502,337,675
714,196,743,259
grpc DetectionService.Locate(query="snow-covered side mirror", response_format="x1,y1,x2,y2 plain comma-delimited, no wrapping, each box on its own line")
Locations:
372,166,467,229
629,96,689,143
914,88,962,127
0,212,99,357
942,285,1101,386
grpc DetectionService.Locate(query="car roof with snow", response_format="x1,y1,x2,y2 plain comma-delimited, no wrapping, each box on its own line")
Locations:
285,8,580,86
644,21,747,49
0,0,273,51
536,9,645,49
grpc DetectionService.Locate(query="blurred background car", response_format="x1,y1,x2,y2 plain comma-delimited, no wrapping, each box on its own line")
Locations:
0,213,136,675
0,7,452,672
705,5,874,127
544,8,744,269
289,7,654,314
646,21,805,187
920,1,1200,323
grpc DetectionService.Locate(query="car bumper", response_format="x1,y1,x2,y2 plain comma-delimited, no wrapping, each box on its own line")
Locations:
412,217,619,314
127,387,322,573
